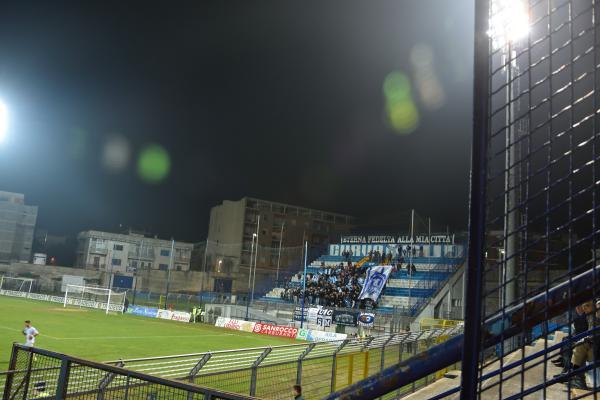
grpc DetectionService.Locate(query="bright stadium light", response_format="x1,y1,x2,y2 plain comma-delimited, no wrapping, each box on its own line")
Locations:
0,100,8,144
488,0,529,50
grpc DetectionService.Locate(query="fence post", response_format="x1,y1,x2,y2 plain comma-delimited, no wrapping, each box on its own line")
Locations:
188,353,212,382
330,339,349,394
296,343,316,385
55,357,72,400
19,348,35,399
411,333,423,392
185,353,212,400
97,361,124,400
2,344,19,399
380,335,396,372
249,347,271,396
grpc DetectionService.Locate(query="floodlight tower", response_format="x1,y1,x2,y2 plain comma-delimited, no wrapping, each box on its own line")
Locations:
488,0,529,308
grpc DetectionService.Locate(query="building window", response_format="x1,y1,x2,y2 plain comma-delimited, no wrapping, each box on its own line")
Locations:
160,249,170,257
176,265,182,271
158,264,169,270
113,244,124,251
112,258,121,266
93,256,100,267
131,260,138,267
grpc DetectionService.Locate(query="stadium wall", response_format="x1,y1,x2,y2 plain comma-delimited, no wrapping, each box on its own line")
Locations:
0,262,215,295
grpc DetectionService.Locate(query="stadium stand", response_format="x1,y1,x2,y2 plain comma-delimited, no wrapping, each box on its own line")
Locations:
263,240,465,316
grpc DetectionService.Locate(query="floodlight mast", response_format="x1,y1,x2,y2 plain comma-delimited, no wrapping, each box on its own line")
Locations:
487,0,529,310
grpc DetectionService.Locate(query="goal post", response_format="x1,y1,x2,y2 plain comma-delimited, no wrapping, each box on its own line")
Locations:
63,285,126,314
0,276,34,295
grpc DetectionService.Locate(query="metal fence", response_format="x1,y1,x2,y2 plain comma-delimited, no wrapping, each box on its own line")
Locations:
1,344,253,400
321,0,600,398
90,327,461,400
461,0,600,398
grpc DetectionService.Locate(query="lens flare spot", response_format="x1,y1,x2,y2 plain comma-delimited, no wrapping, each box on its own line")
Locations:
383,70,419,134
383,71,411,103
388,101,419,134
102,135,130,172
137,144,170,183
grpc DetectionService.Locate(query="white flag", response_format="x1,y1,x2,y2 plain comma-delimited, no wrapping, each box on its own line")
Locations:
358,265,393,301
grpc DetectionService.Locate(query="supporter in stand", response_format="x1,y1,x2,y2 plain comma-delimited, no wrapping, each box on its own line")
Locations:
555,299,600,390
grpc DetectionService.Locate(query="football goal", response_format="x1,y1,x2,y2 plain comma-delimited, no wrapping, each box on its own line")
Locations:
63,285,126,314
0,276,34,295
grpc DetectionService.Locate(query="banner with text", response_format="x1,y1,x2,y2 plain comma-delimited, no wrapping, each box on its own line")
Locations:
215,317,257,333
358,313,375,328
293,306,308,322
0,289,124,312
127,305,159,318
315,308,333,328
296,329,347,342
332,310,359,326
252,322,298,338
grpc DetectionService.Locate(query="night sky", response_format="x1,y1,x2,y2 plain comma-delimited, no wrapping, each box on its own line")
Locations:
0,1,474,253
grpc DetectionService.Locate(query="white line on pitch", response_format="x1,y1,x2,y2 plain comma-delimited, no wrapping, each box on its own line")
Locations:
0,325,61,340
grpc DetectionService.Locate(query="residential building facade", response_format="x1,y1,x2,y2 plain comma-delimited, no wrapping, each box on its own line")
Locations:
75,230,193,273
0,191,38,263
205,197,356,293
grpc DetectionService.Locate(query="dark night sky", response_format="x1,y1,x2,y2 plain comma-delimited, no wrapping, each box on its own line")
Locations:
0,1,474,251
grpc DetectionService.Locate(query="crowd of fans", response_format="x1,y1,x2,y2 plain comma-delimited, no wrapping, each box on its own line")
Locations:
280,261,379,309
279,251,421,309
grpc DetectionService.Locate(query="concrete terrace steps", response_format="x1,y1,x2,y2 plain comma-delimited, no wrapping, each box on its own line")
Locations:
401,371,462,400
399,331,594,399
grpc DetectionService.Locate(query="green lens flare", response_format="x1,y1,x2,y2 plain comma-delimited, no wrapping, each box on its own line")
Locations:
137,144,170,183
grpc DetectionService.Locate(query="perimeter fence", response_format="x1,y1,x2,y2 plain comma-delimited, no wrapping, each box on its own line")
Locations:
1,344,252,400
0,327,462,399
103,326,463,399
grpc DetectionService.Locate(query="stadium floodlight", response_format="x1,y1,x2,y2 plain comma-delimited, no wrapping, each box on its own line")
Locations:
487,0,529,50
0,100,8,144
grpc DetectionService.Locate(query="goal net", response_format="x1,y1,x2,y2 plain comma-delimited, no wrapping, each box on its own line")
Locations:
63,285,126,314
0,276,33,295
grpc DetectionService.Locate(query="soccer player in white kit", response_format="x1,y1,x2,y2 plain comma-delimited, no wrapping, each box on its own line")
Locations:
23,320,39,347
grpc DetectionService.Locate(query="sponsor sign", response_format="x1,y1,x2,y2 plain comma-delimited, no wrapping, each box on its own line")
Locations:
215,317,257,333
332,310,359,326
127,305,159,318
171,311,191,322
296,329,347,342
252,323,298,338
358,313,375,328
157,309,174,320
0,289,124,312
316,308,333,328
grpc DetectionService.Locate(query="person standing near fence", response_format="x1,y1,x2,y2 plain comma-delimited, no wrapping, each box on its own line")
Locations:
23,320,39,347
292,385,304,400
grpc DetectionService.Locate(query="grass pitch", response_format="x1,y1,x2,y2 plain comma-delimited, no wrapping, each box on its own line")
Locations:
0,296,296,370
